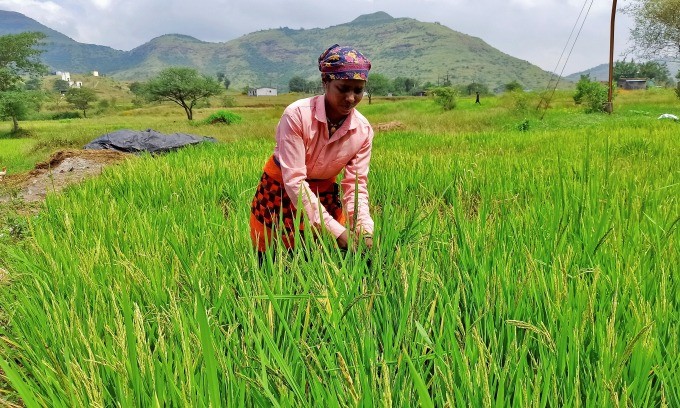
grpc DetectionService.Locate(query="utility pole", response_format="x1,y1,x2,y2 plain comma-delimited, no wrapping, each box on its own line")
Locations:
605,0,617,114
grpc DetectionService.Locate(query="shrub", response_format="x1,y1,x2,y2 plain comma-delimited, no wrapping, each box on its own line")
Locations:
497,90,536,117
195,99,211,109
202,110,242,125
504,80,523,92
221,95,236,108
516,119,530,132
511,91,531,116
51,111,81,120
573,75,609,113
675,83,680,100
430,86,458,110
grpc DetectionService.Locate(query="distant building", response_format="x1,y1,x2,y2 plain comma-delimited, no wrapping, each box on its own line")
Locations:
92,71,99,77
248,87,277,97
617,78,647,90
61,72,71,82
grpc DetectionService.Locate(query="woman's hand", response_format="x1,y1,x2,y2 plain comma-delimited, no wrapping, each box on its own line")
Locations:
337,230,373,251
337,230,350,249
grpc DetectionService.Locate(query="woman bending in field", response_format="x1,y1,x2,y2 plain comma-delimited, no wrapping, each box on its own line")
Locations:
250,44,375,258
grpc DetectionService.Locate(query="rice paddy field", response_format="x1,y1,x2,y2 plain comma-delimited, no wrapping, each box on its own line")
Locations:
0,89,678,406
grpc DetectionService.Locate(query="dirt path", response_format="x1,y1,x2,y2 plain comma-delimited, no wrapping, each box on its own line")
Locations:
0,149,131,203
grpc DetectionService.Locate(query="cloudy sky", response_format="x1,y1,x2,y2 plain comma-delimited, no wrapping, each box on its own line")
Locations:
1,0,635,74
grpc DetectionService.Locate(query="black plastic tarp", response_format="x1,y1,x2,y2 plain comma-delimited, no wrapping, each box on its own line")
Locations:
84,129,216,153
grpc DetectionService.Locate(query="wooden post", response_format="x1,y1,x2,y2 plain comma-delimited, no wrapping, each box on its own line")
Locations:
605,0,617,114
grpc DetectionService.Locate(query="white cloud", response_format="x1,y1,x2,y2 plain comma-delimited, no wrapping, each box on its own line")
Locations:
509,0,543,8
90,0,112,9
0,0,62,16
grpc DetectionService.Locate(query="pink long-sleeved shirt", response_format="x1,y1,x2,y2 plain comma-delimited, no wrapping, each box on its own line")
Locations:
273,95,374,239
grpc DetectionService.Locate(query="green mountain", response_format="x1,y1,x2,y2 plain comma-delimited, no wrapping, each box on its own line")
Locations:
0,10,127,73
565,64,610,82
1,9,563,90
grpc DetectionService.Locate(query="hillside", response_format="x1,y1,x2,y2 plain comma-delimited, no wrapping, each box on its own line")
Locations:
0,10,126,73
1,10,563,90
565,63,610,82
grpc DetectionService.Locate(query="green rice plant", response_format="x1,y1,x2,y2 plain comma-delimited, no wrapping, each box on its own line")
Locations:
0,90,678,405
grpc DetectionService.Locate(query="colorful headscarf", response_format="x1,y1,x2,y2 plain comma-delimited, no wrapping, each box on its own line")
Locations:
318,44,371,81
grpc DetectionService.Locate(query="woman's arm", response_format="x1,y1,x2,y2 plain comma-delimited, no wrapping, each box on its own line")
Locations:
277,112,347,239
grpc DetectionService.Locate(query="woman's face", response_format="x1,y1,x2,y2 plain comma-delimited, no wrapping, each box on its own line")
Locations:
323,79,366,118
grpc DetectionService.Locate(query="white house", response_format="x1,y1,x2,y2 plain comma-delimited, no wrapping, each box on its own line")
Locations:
61,72,71,82
92,71,99,77
248,87,277,97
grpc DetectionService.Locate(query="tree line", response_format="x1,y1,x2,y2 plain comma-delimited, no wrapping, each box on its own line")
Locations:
0,32,109,131
289,73,493,99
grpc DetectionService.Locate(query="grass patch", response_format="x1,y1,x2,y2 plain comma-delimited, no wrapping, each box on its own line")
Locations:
0,88,678,405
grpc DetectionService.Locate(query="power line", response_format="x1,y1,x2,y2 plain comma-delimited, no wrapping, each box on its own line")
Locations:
537,0,596,118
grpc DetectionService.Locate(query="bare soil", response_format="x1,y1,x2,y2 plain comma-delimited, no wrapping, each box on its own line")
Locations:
0,149,131,203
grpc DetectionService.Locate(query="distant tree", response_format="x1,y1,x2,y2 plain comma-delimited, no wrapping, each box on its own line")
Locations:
392,76,417,95
65,87,98,118
289,76,307,92
465,82,489,95
624,0,680,60
614,59,671,85
0,90,42,132
128,81,144,95
430,86,458,110
614,59,640,80
365,73,391,104
24,77,43,91
52,79,70,93
0,32,47,132
573,75,608,113
306,80,321,94
288,76,320,93
637,60,671,84
504,80,523,92
215,72,231,90
439,73,452,87
143,67,222,120
0,32,47,91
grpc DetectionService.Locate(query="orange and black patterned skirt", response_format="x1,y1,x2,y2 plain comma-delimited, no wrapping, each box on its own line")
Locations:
250,155,345,252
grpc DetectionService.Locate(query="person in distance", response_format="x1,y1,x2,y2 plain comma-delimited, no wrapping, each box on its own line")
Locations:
250,44,375,259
